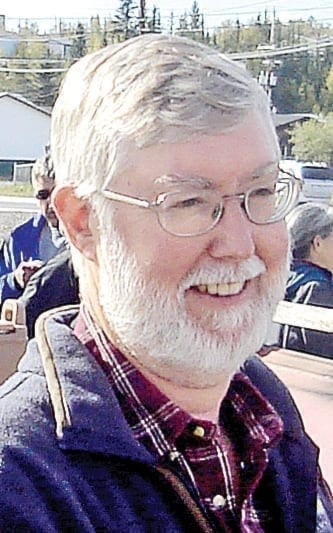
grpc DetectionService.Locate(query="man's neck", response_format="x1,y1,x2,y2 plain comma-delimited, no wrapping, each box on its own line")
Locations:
126,358,232,424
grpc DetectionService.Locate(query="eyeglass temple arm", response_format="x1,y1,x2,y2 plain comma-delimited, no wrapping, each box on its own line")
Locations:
102,190,150,209
279,168,303,186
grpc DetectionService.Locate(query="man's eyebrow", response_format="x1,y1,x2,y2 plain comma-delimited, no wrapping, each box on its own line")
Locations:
155,174,213,188
249,161,279,179
154,161,279,188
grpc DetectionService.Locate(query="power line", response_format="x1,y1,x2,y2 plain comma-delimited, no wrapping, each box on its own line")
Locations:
0,58,68,63
0,66,67,73
230,39,333,60
0,39,332,73
4,5,333,27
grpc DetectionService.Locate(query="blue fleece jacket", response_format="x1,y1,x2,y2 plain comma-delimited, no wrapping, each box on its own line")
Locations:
286,260,333,301
0,308,332,532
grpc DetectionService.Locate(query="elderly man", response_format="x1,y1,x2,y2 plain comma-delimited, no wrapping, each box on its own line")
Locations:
0,35,331,531
0,153,67,303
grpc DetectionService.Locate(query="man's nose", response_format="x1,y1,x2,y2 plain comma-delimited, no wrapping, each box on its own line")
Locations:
207,199,255,260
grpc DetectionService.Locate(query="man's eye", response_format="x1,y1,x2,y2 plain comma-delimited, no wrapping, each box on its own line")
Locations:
172,196,204,208
252,186,275,197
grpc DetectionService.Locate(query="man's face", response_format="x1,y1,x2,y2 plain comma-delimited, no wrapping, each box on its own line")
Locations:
34,176,58,227
95,111,289,387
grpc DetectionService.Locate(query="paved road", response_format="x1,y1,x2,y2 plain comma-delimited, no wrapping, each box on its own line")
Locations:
0,196,37,240
0,195,37,213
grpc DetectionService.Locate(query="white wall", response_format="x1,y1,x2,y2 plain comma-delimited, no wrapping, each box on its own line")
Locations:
0,96,50,160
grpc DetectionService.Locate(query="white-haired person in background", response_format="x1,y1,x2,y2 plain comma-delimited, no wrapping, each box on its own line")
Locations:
280,202,333,358
0,34,332,531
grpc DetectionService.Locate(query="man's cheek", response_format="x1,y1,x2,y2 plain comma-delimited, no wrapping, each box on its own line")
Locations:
260,226,288,267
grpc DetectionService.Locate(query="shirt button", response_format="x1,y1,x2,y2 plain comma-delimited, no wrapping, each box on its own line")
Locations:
212,494,226,509
169,451,181,461
192,425,205,438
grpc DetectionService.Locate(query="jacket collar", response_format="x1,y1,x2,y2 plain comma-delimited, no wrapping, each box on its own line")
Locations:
33,212,48,232
287,259,332,298
24,306,155,465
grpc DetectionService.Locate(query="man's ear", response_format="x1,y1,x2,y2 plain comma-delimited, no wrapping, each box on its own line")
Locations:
53,186,97,262
312,235,322,250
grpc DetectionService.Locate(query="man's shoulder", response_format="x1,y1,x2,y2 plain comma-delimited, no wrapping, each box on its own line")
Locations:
0,309,79,448
244,354,289,395
9,213,45,240
0,343,56,458
0,337,74,528
244,355,305,434
292,276,333,308
0,306,79,401
288,261,332,291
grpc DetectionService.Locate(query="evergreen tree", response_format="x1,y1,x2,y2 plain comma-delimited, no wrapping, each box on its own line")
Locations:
190,1,200,30
321,66,333,114
115,0,139,39
147,6,161,33
177,2,204,41
21,42,65,108
71,22,87,59
0,40,65,108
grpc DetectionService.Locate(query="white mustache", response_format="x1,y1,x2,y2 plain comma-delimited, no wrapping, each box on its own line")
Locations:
180,256,266,290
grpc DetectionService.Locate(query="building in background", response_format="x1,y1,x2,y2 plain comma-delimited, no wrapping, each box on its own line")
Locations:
0,92,50,180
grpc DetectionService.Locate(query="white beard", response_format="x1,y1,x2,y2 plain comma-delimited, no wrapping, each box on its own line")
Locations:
97,223,287,388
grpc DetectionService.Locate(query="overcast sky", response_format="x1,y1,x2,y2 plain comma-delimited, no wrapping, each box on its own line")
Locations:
3,1,333,32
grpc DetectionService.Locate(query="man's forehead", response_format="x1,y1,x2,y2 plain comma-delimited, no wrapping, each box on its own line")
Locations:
34,176,55,190
112,119,279,193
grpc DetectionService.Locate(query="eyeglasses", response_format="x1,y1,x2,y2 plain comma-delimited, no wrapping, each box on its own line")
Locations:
35,189,51,200
102,169,302,237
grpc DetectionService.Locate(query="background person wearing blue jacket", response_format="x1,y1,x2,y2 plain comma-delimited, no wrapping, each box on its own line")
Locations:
0,153,67,305
280,203,333,358
0,35,332,531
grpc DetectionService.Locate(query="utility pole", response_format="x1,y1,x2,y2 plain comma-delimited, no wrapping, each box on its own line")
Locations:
257,9,280,111
258,66,278,109
139,0,146,33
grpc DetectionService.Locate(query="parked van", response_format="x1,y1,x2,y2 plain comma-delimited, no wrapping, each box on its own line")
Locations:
279,160,333,204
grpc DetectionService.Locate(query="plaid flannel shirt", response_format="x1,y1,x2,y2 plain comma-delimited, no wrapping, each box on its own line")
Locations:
74,306,284,532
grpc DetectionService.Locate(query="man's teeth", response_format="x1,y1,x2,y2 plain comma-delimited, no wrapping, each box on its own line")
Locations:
197,282,244,296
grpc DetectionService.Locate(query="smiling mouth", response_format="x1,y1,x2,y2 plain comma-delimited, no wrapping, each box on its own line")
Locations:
195,282,245,296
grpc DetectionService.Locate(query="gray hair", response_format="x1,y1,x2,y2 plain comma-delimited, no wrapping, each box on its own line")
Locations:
50,33,275,198
31,153,55,191
287,203,333,259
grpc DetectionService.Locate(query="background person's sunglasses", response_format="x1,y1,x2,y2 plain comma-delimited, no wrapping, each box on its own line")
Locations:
35,189,51,200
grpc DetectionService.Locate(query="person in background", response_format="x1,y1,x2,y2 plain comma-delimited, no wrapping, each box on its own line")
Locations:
0,153,67,304
0,34,332,531
20,246,79,338
280,202,333,358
